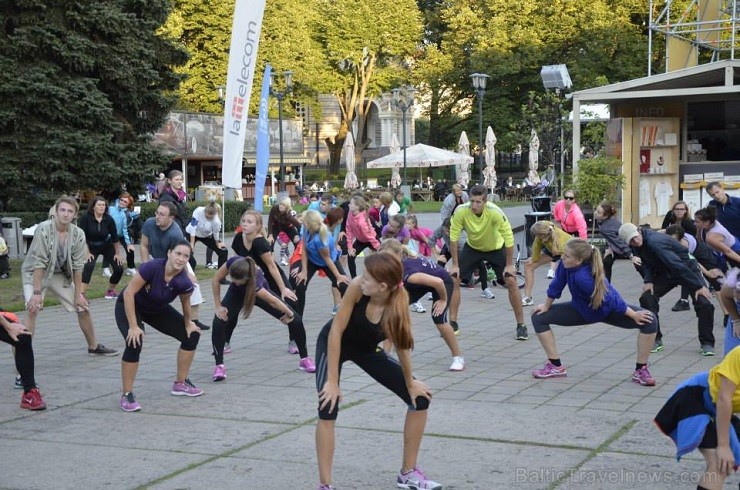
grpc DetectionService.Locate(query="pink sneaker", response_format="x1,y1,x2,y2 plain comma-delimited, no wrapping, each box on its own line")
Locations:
223,343,232,354
104,289,119,299
532,361,567,379
212,364,226,382
288,340,299,355
171,378,203,397
631,366,656,386
299,357,316,373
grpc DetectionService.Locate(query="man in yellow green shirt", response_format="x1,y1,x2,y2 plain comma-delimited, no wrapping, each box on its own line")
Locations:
449,185,528,340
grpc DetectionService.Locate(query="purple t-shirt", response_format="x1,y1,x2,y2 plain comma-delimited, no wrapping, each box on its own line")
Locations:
225,256,270,296
381,224,410,242
402,256,451,283
135,259,194,312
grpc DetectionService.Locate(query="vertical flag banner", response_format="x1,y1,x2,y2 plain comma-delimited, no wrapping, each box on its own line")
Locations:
253,64,271,212
221,0,268,190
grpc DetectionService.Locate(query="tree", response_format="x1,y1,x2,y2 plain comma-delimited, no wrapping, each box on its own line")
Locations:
0,0,187,210
571,155,625,234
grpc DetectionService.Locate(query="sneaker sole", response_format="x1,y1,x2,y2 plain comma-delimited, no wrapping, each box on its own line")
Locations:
701,351,715,357
532,372,567,379
298,367,316,373
632,378,656,386
651,345,665,353
171,390,203,397
21,403,47,410
212,376,226,382
449,366,465,372
89,351,120,357
119,404,141,412
516,335,529,341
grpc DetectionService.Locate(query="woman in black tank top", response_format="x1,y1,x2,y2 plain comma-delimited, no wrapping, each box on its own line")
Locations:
314,253,442,490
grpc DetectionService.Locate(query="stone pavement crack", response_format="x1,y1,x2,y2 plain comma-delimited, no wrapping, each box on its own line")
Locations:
545,419,637,490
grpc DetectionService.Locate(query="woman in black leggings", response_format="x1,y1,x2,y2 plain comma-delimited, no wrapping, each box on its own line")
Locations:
2,310,45,410
315,252,441,490
115,240,203,412
210,256,315,382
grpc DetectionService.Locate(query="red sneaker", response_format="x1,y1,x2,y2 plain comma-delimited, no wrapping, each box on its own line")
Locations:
20,387,47,410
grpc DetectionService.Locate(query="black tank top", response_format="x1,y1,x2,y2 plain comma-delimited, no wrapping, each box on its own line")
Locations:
320,295,385,352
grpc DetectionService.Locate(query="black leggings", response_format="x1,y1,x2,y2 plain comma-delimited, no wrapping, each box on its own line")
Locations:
531,302,657,334
103,236,135,269
347,240,376,278
315,326,429,421
290,260,348,316
83,244,123,285
192,235,228,269
639,275,714,346
212,288,308,364
408,280,454,325
115,296,200,363
1,327,36,391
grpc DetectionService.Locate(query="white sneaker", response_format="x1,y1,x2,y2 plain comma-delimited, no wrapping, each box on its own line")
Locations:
449,356,465,371
522,296,534,306
126,268,136,276
410,302,426,313
205,262,218,270
280,258,288,266
546,269,555,279
425,292,434,301
480,287,495,299
102,267,112,278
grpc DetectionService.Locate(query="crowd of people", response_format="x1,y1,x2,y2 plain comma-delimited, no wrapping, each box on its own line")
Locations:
5,173,740,490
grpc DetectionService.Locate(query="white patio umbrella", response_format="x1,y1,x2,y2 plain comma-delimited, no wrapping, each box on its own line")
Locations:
456,131,470,188
367,143,473,169
483,126,498,190
342,132,359,190
528,129,541,184
388,133,402,189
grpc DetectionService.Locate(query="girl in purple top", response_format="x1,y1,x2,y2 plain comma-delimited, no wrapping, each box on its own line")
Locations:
695,206,740,272
378,240,465,372
115,240,202,412
210,256,315,381
381,214,410,244
531,239,658,386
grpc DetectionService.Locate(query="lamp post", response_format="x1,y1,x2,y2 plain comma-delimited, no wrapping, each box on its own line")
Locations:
270,70,293,192
470,73,489,184
540,64,572,194
392,85,415,186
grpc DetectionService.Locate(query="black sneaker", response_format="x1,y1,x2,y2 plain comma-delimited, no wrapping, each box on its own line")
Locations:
88,344,119,356
671,299,690,312
515,324,529,340
194,320,210,331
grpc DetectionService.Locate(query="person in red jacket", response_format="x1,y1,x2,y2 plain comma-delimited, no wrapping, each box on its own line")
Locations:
345,196,381,277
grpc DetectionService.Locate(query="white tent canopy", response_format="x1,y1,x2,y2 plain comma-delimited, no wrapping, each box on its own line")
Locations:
367,143,473,169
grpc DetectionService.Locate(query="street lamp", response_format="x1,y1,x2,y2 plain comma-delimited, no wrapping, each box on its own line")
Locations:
540,64,571,194
470,73,489,184
392,85,415,186
270,70,293,192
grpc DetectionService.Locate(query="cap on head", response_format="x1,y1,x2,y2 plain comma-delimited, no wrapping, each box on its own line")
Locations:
618,223,640,244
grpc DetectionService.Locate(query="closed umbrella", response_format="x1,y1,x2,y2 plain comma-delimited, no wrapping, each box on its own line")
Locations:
483,126,498,191
343,132,359,190
456,131,470,188
528,129,541,184
388,133,402,189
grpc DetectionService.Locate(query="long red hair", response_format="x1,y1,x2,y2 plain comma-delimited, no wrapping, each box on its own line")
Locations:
364,253,413,350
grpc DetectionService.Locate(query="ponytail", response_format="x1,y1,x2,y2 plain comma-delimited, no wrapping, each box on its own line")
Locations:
228,257,257,318
566,239,607,309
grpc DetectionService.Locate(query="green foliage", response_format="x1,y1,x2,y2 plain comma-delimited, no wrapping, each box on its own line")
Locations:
0,0,187,210
137,200,251,232
572,156,625,209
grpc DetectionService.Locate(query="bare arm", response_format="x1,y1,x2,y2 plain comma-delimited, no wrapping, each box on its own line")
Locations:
140,235,151,263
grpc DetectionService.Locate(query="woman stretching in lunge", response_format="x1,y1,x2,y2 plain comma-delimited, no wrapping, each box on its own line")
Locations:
116,240,203,412
210,256,315,381
530,239,658,386
315,252,440,490
379,239,465,372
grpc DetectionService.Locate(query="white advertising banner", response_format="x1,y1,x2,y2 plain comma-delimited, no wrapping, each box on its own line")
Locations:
221,0,267,189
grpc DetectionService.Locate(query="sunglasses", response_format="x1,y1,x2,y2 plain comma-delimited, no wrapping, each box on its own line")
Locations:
564,196,575,200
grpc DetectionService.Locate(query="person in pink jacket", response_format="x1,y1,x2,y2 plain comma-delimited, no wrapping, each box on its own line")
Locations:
547,190,588,279
346,195,381,277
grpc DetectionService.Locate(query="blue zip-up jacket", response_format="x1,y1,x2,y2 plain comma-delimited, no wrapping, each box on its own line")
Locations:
547,262,628,322
108,205,131,244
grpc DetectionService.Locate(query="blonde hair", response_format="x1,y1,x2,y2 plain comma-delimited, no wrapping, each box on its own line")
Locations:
530,220,565,256
302,209,328,244
279,197,292,210
566,239,607,309
379,191,393,206
240,210,265,236
378,238,417,258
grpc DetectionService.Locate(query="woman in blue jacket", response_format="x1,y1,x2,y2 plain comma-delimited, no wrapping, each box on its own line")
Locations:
530,238,658,386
